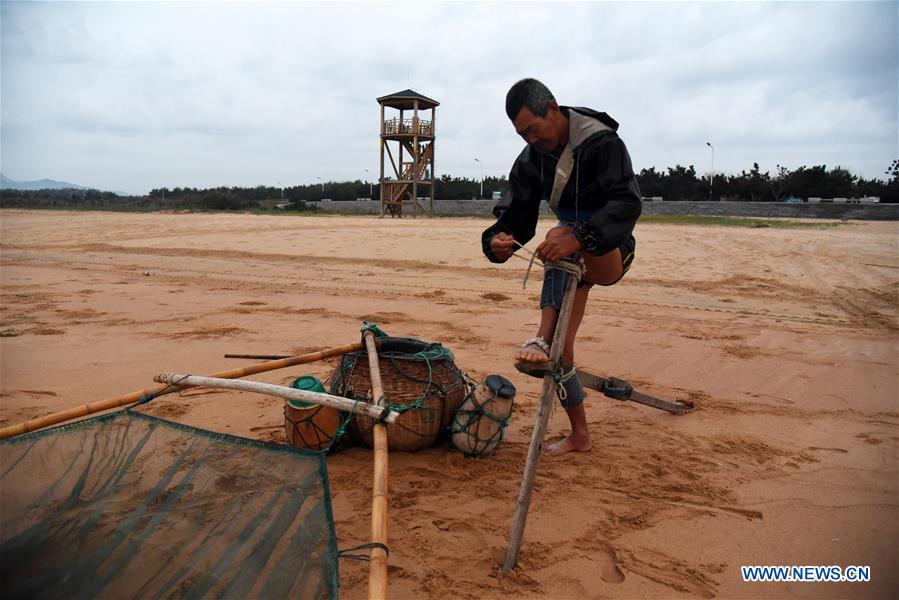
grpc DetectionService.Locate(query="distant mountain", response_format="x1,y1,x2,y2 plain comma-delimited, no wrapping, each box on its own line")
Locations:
0,173,83,190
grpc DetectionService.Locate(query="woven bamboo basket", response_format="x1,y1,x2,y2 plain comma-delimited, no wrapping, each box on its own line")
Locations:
329,337,468,451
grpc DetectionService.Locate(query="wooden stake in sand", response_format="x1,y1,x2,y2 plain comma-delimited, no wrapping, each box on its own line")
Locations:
152,373,400,423
0,342,364,440
503,269,580,575
363,331,390,600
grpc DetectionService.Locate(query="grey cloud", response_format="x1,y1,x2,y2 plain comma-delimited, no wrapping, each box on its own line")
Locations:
1,1,895,194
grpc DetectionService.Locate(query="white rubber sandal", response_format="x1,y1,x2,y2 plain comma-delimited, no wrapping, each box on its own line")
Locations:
514,336,553,379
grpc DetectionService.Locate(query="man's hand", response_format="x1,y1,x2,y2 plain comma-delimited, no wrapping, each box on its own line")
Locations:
490,232,517,261
537,226,581,262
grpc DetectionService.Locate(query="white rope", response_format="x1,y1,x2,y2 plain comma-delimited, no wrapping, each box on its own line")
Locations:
556,365,577,402
512,240,585,290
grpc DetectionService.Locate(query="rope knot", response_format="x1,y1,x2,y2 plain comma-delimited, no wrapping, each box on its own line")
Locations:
360,321,388,340
555,365,577,402
513,240,585,290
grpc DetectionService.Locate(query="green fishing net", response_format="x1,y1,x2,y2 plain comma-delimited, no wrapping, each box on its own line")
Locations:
0,410,338,599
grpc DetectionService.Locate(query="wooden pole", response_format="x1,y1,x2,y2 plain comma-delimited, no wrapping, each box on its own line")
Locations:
430,105,436,216
379,101,385,217
0,342,364,440
412,99,419,218
224,353,293,360
152,373,400,423
503,273,579,575
577,370,688,415
363,332,389,600
398,108,404,216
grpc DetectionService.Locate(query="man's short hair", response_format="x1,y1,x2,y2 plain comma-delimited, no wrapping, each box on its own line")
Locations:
505,78,556,121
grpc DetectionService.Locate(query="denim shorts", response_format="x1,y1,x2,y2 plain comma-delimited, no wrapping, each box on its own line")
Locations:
539,221,636,309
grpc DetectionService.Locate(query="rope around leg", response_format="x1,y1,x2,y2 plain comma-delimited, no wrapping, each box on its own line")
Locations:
512,241,585,289
555,365,584,408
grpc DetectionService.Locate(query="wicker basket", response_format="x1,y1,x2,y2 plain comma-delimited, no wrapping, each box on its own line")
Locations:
329,337,468,451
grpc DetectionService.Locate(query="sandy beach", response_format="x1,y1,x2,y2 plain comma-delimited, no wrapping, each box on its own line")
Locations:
1,209,896,599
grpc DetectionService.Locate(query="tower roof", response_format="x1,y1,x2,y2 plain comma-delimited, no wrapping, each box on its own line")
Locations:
377,89,439,110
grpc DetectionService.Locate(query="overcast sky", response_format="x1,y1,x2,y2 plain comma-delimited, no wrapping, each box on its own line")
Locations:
1,1,896,194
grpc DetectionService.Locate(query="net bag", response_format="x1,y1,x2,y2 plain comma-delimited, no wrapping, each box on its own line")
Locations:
451,374,516,457
329,336,468,451
284,376,342,451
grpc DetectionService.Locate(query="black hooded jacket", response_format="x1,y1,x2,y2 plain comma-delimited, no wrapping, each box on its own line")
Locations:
481,106,641,262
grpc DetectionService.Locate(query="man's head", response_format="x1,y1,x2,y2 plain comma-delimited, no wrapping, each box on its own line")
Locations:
505,78,568,154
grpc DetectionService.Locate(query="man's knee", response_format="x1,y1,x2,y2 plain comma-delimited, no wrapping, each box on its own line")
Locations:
583,237,636,286
582,248,623,286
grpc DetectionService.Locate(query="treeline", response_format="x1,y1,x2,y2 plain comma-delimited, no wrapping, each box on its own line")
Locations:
0,177,507,210
0,186,324,211
1,161,896,209
637,161,898,202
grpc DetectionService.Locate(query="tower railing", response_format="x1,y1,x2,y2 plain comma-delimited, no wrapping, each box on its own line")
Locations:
383,118,433,136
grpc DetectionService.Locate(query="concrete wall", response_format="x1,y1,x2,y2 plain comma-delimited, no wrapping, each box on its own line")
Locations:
307,199,899,220
311,199,381,214
639,201,899,221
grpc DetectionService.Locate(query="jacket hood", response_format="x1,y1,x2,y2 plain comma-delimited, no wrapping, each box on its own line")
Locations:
564,106,619,131
562,107,619,153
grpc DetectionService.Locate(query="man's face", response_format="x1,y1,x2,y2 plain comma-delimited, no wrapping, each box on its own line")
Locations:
512,103,566,154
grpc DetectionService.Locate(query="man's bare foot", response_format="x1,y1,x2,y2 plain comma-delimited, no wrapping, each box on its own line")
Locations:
514,336,550,363
544,435,591,456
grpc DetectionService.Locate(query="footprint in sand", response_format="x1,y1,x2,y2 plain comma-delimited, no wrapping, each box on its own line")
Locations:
431,518,488,547
572,536,626,583
595,546,626,583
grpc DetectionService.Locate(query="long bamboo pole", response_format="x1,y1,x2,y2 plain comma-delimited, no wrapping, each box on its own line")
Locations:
0,342,364,440
363,332,389,600
503,273,579,575
224,354,293,360
152,374,400,423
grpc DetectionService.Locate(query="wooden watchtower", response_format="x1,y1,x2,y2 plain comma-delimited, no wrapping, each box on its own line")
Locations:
377,89,438,217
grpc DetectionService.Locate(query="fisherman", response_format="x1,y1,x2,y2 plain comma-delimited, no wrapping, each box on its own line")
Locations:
481,78,642,455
